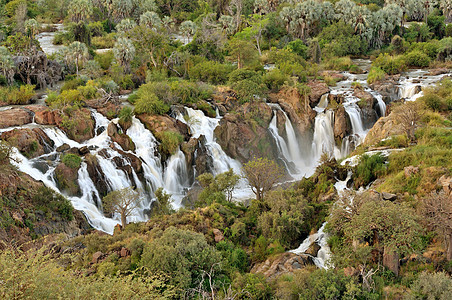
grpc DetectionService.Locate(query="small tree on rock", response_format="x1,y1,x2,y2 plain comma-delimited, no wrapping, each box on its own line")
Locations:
242,157,284,201
103,187,141,228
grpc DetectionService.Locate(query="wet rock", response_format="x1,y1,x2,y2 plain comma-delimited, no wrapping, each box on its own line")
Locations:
370,75,400,102
0,108,33,128
181,183,203,209
334,106,352,140
85,154,109,198
55,162,80,196
85,99,122,119
78,146,90,155
56,143,70,152
381,192,397,201
305,243,321,257
307,81,329,107
137,114,189,141
251,252,314,279
107,123,135,151
1,128,54,158
427,68,449,76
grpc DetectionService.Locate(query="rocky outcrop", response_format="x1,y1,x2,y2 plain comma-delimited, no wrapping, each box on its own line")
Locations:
1,128,54,158
55,163,80,196
137,114,190,140
85,154,109,198
181,136,213,182
0,108,33,128
363,112,405,147
214,102,277,163
369,75,400,102
307,81,329,107
107,123,135,151
333,106,352,140
354,88,379,127
251,252,314,280
85,99,122,119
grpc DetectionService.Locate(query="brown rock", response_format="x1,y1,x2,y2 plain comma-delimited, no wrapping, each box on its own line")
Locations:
0,108,33,128
137,114,189,140
334,105,352,140
363,112,405,147
55,163,80,196
120,247,130,257
92,251,104,264
251,252,314,279
34,109,62,125
381,192,397,201
427,68,449,76
213,229,224,243
438,175,452,195
107,123,135,151
1,128,54,158
305,242,321,257
343,267,358,277
307,81,329,107
404,166,419,178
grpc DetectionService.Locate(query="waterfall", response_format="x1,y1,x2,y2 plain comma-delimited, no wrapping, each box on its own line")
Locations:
177,107,242,176
267,104,308,177
290,223,331,269
368,90,386,117
163,149,189,195
312,110,339,161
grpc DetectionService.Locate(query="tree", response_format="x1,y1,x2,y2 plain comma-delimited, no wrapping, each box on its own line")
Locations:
113,37,135,73
70,0,93,23
139,11,161,29
227,38,258,69
234,15,269,55
111,0,134,21
441,0,452,23
0,47,15,85
161,16,175,34
393,101,422,142
179,20,197,44
24,19,39,39
67,41,89,76
116,18,137,34
102,187,141,228
421,191,452,261
198,169,240,203
127,25,167,68
243,157,284,201
151,187,174,216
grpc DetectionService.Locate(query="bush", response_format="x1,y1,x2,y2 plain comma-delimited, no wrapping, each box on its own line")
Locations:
285,39,308,59
118,106,133,129
189,60,234,84
62,153,82,169
94,51,114,70
228,69,261,84
32,186,74,221
323,57,353,71
46,89,82,108
353,154,386,188
262,68,289,91
134,92,169,115
155,131,183,156
373,53,406,75
0,85,36,105
404,50,431,67
232,79,267,103
367,66,386,84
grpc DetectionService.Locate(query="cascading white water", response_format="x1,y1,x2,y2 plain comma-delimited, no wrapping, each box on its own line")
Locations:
163,149,189,195
177,107,242,176
268,111,293,172
290,223,331,269
312,110,340,161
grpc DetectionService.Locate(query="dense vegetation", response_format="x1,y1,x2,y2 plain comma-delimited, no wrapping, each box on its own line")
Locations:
1,0,452,298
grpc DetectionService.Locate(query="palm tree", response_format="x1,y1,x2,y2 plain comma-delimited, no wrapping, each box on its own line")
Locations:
24,19,39,39
139,11,162,30
113,37,135,73
441,0,452,22
70,0,93,23
67,41,89,76
335,0,356,24
116,18,137,34
161,16,175,34
112,0,133,21
180,20,197,44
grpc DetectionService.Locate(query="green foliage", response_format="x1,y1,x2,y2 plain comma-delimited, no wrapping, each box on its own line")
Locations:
94,51,114,70
0,84,35,105
197,169,240,205
155,131,183,156
373,53,406,75
118,106,133,129
353,154,386,188
404,50,431,67
285,39,308,59
62,153,82,169
32,186,73,221
140,226,222,290
189,60,234,84
151,188,174,217
318,21,368,57
323,56,353,71
134,92,169,115
407,272,452,299
262,68,289,91
231,78,268,103
367,66,386,84
420,78,452,112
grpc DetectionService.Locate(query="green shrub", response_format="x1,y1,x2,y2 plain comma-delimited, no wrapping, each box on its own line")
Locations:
189,60,234,84
232,79,267,103
285,39,308,59
94,51,114,70
228,69,261,84
134,92,169,115
323,57,353,71
367,66,386,84
1,85,36,105
118,106,133,128
263,68,289,91
47,89,82,108
62,154,82,169
61,78,85,91
373,53,406,75
156,131,184,156
32,186,74,221
353,154,386,188
404,50,431,67
422,93,444,111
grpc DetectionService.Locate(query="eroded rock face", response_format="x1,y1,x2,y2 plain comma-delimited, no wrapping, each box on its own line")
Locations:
137,113,190,140
1,128,54,158
181,136,213,182
353,88,379,127
251,252,314,280
363,112,404,147
55,163,80,196
0,108,33,128
307,81,330,107
85,154,109,198
107,123,135,151
214,103,277,163
369,75,400,102
333,106,352,140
